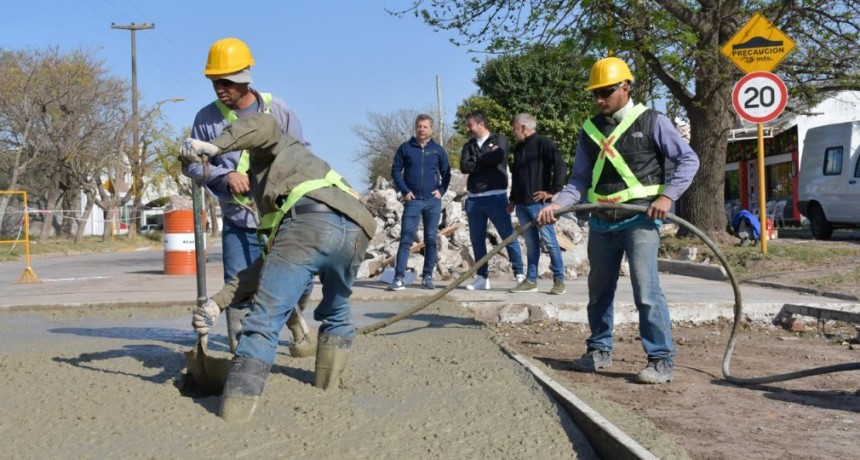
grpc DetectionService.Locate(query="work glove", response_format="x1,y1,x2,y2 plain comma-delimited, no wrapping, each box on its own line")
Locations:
179,138,222,164
192,298,222,335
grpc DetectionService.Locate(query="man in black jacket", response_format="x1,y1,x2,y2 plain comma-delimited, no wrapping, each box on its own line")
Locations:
508,113,567,295
459,110,524,290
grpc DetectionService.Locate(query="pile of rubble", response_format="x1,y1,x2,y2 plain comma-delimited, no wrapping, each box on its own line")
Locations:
356,171,591,284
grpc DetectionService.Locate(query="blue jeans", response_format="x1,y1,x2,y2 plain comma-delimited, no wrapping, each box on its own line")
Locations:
221,219,263,284
235,211,369,365
464,194,523,278
394,198,442,279
515,203,564,281
585,220,675,362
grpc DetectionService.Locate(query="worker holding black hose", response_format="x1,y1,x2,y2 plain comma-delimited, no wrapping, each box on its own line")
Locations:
537,56,700,384
180,113,376,422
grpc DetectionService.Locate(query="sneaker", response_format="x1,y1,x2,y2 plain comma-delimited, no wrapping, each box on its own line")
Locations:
387,277,405,291
510,279,537,293
635,358,674,384
515,273,526,284
569,348,612,372
465,275,490,290
422,277,435,290
550,279,566,295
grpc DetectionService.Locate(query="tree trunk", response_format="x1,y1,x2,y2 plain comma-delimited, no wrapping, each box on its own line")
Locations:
59,190,77,238
681,94,734,236
102,204,118,242
74,190,95,244
207,198,220,237
37,191,63,242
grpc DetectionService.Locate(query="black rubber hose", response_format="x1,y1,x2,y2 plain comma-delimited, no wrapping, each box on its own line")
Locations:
358,202,860,384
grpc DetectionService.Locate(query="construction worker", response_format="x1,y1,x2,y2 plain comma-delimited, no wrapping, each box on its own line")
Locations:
181,37,313,356
537,57,700,384
180,113,376,422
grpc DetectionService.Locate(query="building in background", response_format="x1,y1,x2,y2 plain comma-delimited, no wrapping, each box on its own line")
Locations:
724,90,860,224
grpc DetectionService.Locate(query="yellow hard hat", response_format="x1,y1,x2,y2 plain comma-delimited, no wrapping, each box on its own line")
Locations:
204,38,255,76
587,57,634,91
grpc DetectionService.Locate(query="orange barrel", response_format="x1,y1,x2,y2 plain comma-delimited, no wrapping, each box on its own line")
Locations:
163,210,205,275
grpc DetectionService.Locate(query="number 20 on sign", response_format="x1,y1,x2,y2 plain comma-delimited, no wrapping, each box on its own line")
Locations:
731,71,787,123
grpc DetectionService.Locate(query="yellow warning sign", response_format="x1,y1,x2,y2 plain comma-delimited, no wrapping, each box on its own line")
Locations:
721,12,795,73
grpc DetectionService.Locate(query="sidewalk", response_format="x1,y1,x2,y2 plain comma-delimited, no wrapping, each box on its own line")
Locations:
2,246,857,326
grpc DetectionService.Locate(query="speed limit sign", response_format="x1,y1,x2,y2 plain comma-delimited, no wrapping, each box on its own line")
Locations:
732,71,787,123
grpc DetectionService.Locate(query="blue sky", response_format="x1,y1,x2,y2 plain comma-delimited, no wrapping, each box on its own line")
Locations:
2,1,482,192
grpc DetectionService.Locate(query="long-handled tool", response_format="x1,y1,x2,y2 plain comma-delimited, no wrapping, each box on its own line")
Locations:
184,167,232,395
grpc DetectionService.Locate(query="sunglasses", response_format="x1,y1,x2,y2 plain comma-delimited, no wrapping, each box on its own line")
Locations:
591,84,622,99
212,79,238,87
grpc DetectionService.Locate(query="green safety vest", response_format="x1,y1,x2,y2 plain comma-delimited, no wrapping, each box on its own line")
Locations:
583,103,665,204
256,169,360,253
215,93,273,206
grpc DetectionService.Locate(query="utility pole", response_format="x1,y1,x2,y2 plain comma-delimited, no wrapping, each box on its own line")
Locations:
436,75,444,148
112,22,155,236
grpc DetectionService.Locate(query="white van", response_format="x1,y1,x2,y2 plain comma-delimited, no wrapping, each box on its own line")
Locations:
797,121,860,239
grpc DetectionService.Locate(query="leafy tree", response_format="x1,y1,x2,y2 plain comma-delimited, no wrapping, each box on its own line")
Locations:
470,41,593,163
399,0,860,233
454,95,509,137
0,47,129,241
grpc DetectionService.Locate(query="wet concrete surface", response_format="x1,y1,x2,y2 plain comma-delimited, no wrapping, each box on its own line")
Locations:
2,244,857,458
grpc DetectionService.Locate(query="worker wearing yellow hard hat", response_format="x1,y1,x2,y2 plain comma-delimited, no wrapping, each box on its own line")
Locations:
204,37,256,77
537,56,700,384
181,37,314,357
585,56,635,91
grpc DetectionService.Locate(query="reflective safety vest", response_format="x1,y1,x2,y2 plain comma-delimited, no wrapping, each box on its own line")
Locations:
583,103,665,204
256,170,360,253
215,93,273,206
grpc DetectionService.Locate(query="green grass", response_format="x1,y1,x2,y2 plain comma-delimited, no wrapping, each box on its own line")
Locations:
0,235,161,263
660,233,860,282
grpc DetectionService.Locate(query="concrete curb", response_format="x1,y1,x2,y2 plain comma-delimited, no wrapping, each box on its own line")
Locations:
498,341,659,460
743,280,860,301
658,258,728,281
465,301,809,327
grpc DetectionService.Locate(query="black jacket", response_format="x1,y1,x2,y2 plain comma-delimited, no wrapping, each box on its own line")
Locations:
459,132,511,194
510,133,567,205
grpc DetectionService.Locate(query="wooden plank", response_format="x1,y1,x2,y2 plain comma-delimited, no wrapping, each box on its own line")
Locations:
379,224,459,269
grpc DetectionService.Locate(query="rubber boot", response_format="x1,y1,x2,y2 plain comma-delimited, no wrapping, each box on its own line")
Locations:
219,356,271,423
225,305,249,354
314,334,352,390
287,294,317,358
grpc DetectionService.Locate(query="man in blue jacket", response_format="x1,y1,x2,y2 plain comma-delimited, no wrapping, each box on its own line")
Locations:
388,114,451,290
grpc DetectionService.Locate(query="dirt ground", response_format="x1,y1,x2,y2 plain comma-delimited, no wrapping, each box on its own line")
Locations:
0,301,598,459
493,230,860,459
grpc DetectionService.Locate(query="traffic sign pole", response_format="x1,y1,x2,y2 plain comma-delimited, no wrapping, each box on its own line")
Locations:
756,123,768,253
731,71,788,254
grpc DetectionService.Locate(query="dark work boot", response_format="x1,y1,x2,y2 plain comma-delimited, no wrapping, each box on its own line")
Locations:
225,305,249,354
314,334,352,390
219,356,271,423
287,294,317,358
